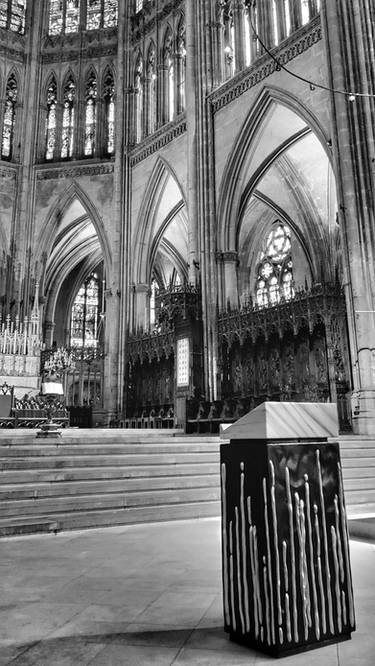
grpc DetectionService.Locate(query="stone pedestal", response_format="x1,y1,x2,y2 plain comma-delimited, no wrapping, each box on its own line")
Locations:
220,402,355,657
36,421,62,439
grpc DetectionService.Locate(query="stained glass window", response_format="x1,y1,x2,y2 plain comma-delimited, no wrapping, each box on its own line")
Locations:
10,0,26,32
1,74,18,159
70,273,99,348
49,0,117,34
103,69,115,154
0,0,7,28
255,223,294,307
87,0,101,30
48,0,63,35
135,1,143,13
0,0,26,32
84,70,97,156
103,0,117,27
168,57,174,121
61,76,75,159
45,77,57,160
65,0,80,33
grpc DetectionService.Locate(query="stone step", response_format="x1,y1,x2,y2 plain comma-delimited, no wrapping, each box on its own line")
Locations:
344,489,375,505
340,448,375,458
0,473,220,501
342,466,375,479
0,500,221,536
0,462,219,484
332,436,375,448
342,478,375,491
338,457,375,468
346,503,375,519
33,500,222,533
0,516,59,538
0,451,219,470
0,486,222,518
0,442,221,457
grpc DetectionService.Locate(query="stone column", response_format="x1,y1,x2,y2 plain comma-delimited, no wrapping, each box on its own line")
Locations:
321,0,375,434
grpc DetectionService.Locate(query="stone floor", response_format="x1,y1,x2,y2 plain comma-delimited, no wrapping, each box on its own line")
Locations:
0,518,374,666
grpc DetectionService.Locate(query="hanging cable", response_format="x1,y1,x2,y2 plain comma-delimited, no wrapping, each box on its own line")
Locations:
247,0,375,101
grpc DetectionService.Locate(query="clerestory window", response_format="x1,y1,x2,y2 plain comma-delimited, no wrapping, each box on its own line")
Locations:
45,77,58,160
0,0,26,33
49,0,118,35
255,222,294,307
61,76,76,159
103,68,115,154
1,74,18,160
84,70,97,156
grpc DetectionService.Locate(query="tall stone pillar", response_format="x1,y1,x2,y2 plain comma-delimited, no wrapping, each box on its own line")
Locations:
322,0,375,434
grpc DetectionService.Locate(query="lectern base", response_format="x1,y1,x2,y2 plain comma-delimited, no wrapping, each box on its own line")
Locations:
36,422,62,438
229,630,351,658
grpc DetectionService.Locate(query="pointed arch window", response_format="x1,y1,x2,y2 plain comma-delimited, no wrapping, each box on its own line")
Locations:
168,55,174,121
146,45,156,135
61,76,76,159
1,74,18,160
0,0,26,33
45,77,58,160
84,71,97,156
134,57,143,143
255,222,294,307
176,19,186,115
70,272,99,348
103,69,115,154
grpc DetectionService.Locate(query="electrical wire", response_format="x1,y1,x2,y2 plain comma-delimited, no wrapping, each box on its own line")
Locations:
247,1,375,101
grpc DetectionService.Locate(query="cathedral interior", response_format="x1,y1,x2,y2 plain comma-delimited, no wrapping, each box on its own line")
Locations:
0,0,374,436
1,2,375,664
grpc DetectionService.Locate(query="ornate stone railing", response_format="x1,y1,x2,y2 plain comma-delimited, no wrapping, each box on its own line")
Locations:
127,327,175,365
217,283,346,347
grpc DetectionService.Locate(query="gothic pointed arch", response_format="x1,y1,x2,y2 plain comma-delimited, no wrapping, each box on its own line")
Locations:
161,24,174,123
133,157,187,286
1,71,19,159
102,65,115,154
145,40,156,135
217,85,334,254
176,14,186,114
44,73,58,160
60,70,76,159
35,180,112,283
83,66,98,156
134,51,143,142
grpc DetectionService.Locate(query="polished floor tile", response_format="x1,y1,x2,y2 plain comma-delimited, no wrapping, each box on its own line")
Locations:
0,519,373,665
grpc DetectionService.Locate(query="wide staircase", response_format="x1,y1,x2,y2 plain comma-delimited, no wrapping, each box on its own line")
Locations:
0,430,374,537
0,430,221,537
